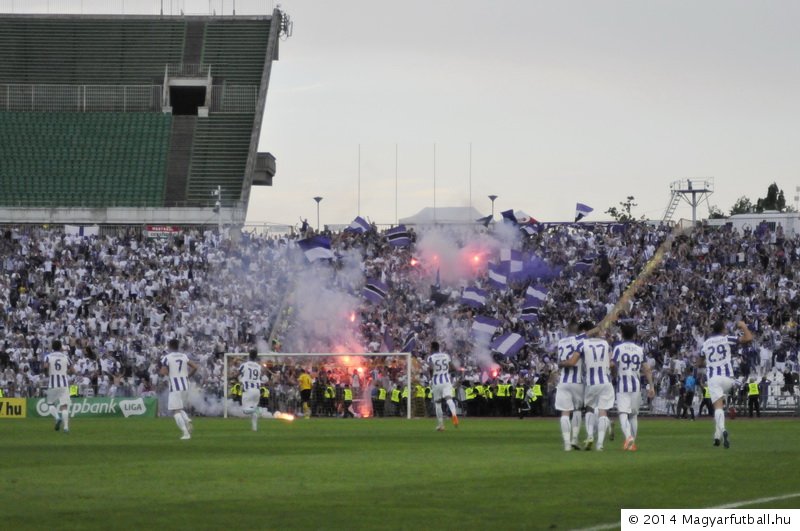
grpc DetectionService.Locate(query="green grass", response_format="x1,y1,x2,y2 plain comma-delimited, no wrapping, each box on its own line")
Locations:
1,417,798,530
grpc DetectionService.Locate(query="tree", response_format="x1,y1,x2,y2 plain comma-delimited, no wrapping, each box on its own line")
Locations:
729,196,753,215
707,205,726,219
605,196,638,222
755,182,782,212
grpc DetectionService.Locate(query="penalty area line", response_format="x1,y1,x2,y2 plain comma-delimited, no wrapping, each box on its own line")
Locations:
572,492,800,531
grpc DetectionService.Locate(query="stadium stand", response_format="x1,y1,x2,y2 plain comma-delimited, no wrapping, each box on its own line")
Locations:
186,113,254,204
0,17,185,85
0,111,170,207
201,19,271,84
0,12,279,219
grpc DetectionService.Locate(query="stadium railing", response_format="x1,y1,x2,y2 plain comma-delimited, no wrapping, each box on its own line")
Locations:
0,0,275,17
0,84,162,112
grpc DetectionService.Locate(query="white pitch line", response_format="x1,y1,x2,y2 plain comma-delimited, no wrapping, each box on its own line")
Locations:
714,492,800,509
571,492,800,531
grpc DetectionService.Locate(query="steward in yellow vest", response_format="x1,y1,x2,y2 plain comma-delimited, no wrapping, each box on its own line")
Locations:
747,380,761,418
391,387,402,417
69,384,79,397
342,385,354,418
260,386,270,407
324,385,335,417
231,382,243,404
373,386,387,417
699,385,713,417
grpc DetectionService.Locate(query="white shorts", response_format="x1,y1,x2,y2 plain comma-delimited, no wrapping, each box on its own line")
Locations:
616,391,642,415
708,376,735,403
242,388,260,410
47,387,71,408
555,383,584,411
432,383,454,401
168,390,189,411
584,384,615,411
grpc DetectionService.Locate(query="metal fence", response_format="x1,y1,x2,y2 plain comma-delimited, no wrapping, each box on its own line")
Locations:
0,0,275,16
167,63,211,78
209,84,258,113
0,84,163,112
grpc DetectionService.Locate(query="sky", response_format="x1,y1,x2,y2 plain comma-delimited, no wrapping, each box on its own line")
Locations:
5,1,798,226
245,0,800,228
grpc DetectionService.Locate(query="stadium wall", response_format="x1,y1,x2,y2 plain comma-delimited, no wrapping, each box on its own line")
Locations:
0,205,245,225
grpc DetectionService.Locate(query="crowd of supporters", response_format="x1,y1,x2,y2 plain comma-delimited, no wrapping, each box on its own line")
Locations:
1,219,798,416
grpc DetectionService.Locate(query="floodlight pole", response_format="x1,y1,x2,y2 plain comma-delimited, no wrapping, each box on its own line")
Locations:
314,196,323,231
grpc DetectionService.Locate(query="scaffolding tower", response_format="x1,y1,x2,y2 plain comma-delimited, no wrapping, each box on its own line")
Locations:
662,178,714,225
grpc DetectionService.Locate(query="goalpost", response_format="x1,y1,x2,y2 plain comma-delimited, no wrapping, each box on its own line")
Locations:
222,352,413,419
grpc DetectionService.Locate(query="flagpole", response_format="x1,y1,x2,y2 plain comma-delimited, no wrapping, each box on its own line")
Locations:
433,143,437,223
357,144,361,217
469,142,472,212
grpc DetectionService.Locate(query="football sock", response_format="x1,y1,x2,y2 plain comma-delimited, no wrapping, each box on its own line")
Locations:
61,409,69,431
619,413,631,440
180,410,191,424
49,405,59,419
174,412,187,434
630,415,638,439
445,398,457,418
434,402,444,426
714,408,725,438
597,416,609,448
560,416,571,446
571,411,582,443
585,411,596,439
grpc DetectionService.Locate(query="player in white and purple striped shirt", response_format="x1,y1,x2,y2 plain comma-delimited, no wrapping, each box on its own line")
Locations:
555,321,584,451
697,319,753,449
612,323,654,451
577,321,615,451
44,340,73,433
238,349,264,432
426,341,459,431
159,339,199,440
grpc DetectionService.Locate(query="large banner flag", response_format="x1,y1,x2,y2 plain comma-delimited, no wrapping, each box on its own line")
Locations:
402,331,417,353
487,263,508,290
520,296,542,322
574,202,594,222
525,284,548,304
345,216,371,234
65,225,100,237
490,333,525,357
500,209,517,225
386,225,411,247
500,249,524,277
523,256,563,283
574,257,595,273
298,236,334,261
461,287,488,308
363,278,389,303
471,315,501,340
476,214,493,227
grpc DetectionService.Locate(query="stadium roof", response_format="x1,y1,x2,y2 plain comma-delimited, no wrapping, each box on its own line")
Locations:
399,207,484,225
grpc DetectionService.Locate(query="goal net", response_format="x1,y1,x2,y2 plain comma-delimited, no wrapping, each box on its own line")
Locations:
222,352,413,419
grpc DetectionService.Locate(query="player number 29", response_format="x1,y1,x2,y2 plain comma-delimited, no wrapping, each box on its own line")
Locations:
704,344,728,363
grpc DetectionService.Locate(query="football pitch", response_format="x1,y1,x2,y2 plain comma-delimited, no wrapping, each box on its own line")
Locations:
2,417,798,530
